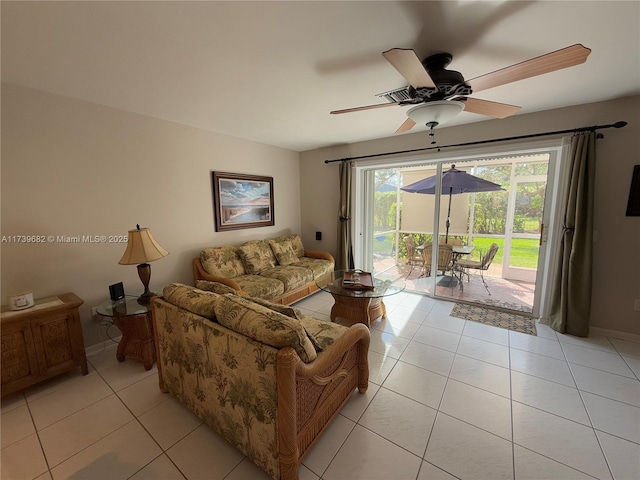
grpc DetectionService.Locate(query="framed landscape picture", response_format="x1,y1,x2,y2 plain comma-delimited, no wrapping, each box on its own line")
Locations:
212,171,275,231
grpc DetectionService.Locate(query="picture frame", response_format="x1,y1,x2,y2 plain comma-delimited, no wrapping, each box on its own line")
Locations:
212,171,275,231
626,165,640,217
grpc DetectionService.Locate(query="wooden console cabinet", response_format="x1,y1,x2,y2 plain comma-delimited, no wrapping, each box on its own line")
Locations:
1,292,88,397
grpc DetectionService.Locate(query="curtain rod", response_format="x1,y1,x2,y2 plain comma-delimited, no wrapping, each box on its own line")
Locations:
324,121,627,164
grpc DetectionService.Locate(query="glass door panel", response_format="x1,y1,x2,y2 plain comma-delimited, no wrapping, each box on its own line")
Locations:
503,179,546,282
372,169,400,275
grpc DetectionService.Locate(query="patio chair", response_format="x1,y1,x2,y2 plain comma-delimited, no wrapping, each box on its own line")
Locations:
439,237,463,246
403,236,424,276
457,243,500,295
421,242,454,277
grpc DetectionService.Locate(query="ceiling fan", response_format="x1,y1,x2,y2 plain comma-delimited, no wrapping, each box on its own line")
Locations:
330,44,591,134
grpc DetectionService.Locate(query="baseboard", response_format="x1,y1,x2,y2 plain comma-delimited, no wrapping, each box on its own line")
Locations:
538,317,639,343
85,336,121,357
589,326,640,343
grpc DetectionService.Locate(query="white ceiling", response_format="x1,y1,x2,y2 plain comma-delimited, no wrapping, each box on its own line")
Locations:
2,1,639,152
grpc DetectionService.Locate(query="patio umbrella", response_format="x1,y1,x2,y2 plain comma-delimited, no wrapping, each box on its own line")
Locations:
400,165,503,243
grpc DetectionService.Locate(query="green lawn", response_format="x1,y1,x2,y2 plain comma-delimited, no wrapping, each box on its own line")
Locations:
373,234,540,269
471,237,539,269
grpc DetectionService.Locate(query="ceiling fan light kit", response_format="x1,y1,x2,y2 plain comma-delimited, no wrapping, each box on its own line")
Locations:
407,101,465,128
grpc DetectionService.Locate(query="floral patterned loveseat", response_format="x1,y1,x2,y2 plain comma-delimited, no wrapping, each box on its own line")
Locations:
152,283,370,480
192,234,334,305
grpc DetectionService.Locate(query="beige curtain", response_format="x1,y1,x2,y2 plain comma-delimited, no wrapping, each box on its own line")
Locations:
337,161,354,270
549,132,596,336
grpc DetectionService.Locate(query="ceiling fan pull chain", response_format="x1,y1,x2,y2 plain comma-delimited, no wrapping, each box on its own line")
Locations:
426,121,439,148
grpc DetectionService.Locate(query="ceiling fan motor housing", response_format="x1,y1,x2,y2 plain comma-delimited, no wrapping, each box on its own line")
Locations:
421,52,472,99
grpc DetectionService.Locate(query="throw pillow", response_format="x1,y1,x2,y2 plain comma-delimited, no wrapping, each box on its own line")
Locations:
214,294,317,363
272,234,305,258
290,234,305,258
196,280,238,296
200,246,246,277
247,296,301,319
238,241,276,274
268,239,298,266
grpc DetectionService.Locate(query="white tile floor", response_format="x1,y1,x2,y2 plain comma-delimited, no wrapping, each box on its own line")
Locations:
2,290,639,480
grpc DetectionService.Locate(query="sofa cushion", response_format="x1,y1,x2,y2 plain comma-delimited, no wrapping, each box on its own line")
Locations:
293,257,334,279
258,265,314,292
163,283,218,320
200,246,246,278
268,239,298,266
238,241,277,274
299,315,349,352
196,280,238,296
215,295,317,363
234,274,285,300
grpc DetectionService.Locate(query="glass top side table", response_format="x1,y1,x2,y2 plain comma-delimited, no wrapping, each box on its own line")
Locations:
96,296,155,370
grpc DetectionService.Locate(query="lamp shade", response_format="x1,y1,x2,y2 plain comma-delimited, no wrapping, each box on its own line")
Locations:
407,100,465,127
118,227,169,265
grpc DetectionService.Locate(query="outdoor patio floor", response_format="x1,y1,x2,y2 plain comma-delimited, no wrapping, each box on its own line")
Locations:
374,257,535,314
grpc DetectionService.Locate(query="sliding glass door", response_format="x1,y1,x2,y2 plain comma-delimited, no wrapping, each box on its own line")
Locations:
355,142,563,316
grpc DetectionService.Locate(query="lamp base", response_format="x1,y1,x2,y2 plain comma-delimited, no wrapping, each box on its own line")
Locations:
136,263,154,305
137,291,156,305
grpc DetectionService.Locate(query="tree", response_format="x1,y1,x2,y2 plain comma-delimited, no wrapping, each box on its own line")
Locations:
374,169,397,190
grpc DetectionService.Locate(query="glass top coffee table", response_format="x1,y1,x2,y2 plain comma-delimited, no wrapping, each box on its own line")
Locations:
316,270,405,327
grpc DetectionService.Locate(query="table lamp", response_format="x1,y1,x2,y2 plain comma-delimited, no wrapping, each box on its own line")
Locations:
118,225,169,305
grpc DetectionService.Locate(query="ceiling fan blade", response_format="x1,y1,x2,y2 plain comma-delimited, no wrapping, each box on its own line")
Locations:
330,102,399,115
467,44,591,93
459,97,521,119
395,118,416,134
382,48,436,89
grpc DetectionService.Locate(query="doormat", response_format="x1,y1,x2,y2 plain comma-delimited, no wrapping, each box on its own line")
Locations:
475,298,533,314
451,303,537,336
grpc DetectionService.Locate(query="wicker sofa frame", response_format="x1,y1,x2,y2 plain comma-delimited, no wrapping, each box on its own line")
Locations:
193,249,335,305
152,292,369,480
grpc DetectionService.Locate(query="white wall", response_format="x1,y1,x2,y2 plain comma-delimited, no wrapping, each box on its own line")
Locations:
301,96,640,336
1,84,301,346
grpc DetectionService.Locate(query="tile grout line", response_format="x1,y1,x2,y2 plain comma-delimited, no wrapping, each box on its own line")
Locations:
23,392,53,479
416,314,463,480
510,334,608,480
90,355,191,480
417,313,465,467
558,335,616,480
508,325,517,480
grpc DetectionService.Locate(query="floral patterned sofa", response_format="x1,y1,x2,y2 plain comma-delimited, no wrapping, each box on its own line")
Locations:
152,283,370,480
192,234,334,305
